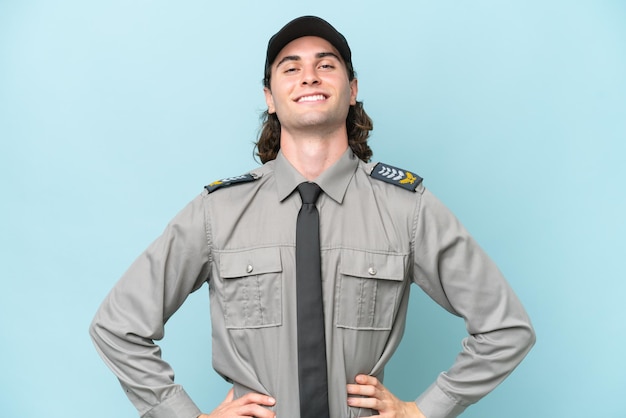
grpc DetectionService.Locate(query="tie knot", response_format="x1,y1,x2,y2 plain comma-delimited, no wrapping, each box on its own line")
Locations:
297,182,322,205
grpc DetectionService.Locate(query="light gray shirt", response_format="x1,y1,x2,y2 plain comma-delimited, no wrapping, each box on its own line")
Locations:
90,149,535,418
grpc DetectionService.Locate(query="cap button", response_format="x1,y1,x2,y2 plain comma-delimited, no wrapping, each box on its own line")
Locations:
246,264,254,274
368,267,377,276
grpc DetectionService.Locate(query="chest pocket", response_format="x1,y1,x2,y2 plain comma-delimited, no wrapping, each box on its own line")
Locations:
337,249,406,330
219,247,283,329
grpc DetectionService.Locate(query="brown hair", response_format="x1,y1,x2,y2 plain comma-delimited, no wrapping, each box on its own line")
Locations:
255,100,373,164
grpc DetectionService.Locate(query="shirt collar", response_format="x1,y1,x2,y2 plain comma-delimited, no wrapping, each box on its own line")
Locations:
274,148,359,204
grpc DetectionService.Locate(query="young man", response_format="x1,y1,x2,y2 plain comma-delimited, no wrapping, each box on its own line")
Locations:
90,16,535,418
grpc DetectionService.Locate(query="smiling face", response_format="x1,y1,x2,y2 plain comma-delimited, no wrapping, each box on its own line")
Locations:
264,36,358,139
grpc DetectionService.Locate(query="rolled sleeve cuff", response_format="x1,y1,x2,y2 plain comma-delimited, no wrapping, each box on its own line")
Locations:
142,388,202,418
416,383,468,418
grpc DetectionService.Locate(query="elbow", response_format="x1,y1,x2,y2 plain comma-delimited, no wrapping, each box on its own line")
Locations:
88,314,106,349
88,316,100,345
525,322,537,353
515,320,536,360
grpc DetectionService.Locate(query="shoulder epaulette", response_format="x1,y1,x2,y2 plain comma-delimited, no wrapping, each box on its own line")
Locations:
370,162,423,191
204,173,258,193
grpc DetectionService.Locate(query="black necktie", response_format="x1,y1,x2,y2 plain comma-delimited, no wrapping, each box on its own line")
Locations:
296,182,330,418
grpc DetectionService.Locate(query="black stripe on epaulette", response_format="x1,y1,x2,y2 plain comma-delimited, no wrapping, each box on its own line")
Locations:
205,173,257,193
370,163,423,191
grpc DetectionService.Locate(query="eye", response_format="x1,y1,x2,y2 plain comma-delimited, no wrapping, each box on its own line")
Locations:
319,63,335,70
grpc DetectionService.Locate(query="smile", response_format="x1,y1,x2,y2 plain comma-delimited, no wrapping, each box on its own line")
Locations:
296,94,327,103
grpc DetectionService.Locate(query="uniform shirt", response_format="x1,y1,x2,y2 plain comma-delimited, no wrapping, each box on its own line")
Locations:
90,149,535,418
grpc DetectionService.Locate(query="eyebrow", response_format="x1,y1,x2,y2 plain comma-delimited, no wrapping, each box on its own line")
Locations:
275,51,342,69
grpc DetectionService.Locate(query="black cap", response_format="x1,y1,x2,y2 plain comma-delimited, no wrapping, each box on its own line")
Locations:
264,16,353,85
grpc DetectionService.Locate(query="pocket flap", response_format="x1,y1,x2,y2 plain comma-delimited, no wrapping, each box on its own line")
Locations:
220,247,282,278
340,249,405,281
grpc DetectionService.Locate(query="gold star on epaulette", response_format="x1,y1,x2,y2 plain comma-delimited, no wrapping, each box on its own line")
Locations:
205,174,257,193
370,163,423,191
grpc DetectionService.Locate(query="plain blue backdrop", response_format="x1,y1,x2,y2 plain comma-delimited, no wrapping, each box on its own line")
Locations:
1,1,625,417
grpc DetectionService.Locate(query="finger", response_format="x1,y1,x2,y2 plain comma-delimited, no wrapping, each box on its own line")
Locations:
235,403,277,418
347,383,376,397
355,374,381,387
347,394,380,411
222,387,235,403
236,391,277,407
348,374,383,397
210,391,277,418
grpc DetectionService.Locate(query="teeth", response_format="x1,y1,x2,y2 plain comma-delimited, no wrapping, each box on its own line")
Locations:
298,94,326,102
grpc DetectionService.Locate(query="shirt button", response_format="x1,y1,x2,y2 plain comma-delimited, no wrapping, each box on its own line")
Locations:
368,267,377,276
246,264,253,273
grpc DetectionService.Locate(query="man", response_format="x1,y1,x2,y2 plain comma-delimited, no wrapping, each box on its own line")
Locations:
90,16,535,418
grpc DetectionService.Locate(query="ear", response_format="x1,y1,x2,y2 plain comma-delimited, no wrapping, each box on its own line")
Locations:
264,87,276,114
349,78,358,106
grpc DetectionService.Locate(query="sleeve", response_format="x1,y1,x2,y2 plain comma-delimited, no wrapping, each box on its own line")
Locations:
411,187,536,418
89,192,212,418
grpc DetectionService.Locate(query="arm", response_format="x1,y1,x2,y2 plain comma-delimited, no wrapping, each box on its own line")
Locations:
89,193,211,418
411,187,536,418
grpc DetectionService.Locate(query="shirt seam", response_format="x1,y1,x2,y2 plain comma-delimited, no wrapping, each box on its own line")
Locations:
203,191,214,269
214,244,411,256
410,187,423,287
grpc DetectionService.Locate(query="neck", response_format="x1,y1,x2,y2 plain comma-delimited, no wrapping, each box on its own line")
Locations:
280,128,348,180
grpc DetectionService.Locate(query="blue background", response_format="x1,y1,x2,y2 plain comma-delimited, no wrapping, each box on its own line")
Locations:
1,1,625,417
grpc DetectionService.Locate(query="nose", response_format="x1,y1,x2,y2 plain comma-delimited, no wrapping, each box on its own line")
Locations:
301,65,320,85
